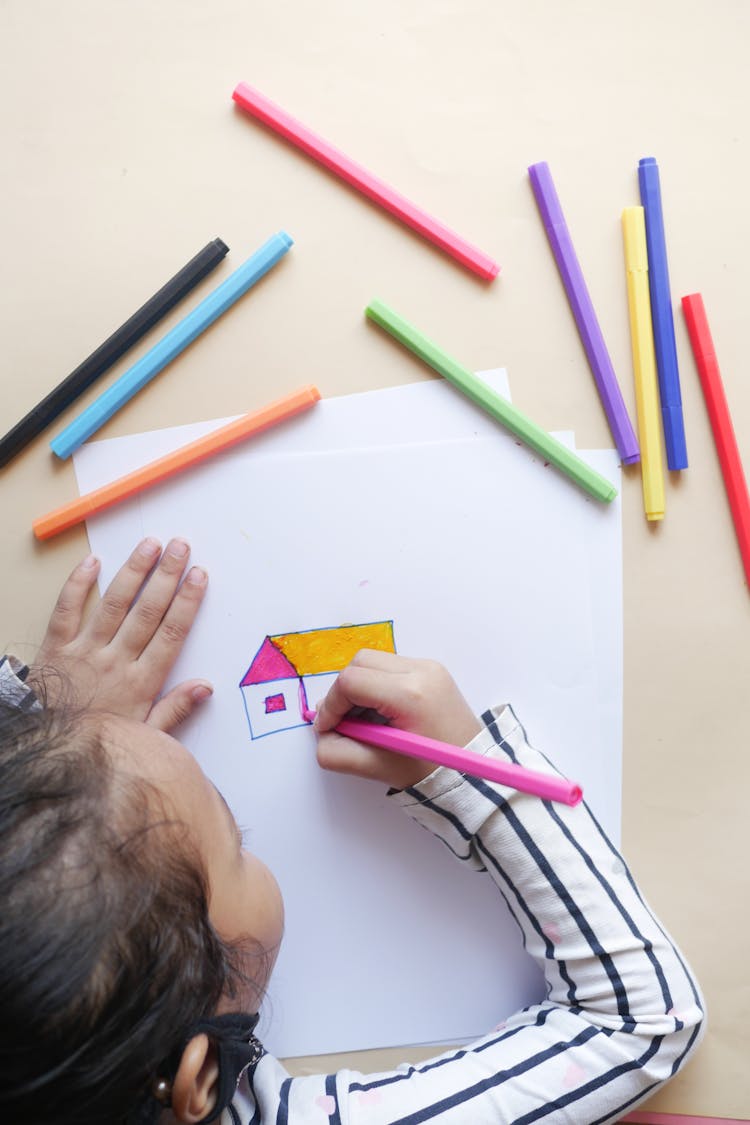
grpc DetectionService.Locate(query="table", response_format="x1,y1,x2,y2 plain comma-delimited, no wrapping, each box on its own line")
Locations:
1,1,748,1116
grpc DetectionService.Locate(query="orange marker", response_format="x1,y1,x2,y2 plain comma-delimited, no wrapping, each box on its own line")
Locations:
33,385,321,540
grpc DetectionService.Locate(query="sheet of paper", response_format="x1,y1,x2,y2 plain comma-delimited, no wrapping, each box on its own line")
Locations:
73,375,622,1057
73,371,516,488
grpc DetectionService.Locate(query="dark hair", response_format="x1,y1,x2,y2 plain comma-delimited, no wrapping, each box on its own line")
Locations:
0,691,263,1125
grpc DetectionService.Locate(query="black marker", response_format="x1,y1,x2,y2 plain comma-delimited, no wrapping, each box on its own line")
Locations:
0,237,229,469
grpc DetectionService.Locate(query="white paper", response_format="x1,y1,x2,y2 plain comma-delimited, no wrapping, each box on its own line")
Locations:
73,375,622,1057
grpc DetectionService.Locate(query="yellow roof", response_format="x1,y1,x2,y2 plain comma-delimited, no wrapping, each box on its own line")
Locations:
271,621,395,675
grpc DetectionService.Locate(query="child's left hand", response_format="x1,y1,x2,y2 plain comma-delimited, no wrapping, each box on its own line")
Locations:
30,537,211,731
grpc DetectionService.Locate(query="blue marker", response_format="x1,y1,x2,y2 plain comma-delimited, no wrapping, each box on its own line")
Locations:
51,231,293,459
638,158,688,470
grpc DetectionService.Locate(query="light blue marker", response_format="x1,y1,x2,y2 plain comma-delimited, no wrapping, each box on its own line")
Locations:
51,231,293,459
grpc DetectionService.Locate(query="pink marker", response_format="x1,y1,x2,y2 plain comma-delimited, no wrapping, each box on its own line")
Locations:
299,684,582,807
232,82,500,281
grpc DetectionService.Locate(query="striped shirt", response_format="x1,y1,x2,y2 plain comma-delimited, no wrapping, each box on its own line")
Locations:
230,704,704,1124
0,655,39,712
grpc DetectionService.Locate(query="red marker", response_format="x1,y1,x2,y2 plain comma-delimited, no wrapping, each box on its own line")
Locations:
682,293,750,585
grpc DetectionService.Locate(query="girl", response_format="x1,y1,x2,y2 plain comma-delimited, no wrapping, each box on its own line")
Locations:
0,539,704,1124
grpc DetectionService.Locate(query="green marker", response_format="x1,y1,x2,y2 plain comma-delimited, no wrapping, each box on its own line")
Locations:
365,299,618,504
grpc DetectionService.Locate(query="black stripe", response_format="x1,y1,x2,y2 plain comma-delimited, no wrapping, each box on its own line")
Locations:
483,713,521,762
487,719,696,1026
473,778,634,1023
546,803,675,1014
347,1010,555,1095
480,707,498,732
274,1077,291,1125
346,1017,698,1125
588,1081,663,1125
474,833,579,1001
387,1024,673,1125
479,837,580,1003
325,1073,342,1125
667,1020,703,1078
486,864,529,946
588,1021,703,1125
18,690,38,713
511,1033,665,1124
385,1024,602,1124
473,834,553,955
398,792,474,850
584,803,704,1011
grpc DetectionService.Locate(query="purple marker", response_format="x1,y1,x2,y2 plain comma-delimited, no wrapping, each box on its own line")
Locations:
528,161,640,464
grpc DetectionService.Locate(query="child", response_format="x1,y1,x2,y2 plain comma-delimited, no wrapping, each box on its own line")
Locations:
0,539,704,1125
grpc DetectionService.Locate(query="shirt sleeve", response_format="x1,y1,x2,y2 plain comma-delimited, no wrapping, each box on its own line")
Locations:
0,655,41,712
233,704,705,1125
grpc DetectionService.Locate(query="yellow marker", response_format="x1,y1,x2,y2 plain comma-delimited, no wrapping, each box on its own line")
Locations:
622,206,666,521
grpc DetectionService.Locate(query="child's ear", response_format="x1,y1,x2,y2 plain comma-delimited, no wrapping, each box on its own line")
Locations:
170,1033,219,1124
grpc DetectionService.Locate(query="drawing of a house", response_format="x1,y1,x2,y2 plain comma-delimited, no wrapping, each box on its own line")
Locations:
239,621,396,739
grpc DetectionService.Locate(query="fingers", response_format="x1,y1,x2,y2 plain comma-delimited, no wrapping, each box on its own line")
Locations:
87,537,164,645
37,553,101,653
32,536,209,723
342,649,418,675
113,538,194,657
147,679,213,732
314,652,483,750
313,651,413,733
83,536,209,712
315,726,435,788
316,728,407,781
137,564,209,686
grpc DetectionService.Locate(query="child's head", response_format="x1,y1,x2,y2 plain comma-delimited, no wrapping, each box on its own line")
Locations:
0,693,284,1125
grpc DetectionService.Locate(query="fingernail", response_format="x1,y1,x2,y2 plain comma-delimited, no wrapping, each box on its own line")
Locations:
185,566,207,586
167,538,189,558
191,683,213,702
81,553,99,569
138,537,161,558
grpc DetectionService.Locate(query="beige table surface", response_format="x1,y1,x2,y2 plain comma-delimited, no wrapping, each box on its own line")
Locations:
1,1,748,1118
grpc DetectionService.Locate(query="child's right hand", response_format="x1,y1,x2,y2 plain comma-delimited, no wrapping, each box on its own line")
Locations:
313,650,482,789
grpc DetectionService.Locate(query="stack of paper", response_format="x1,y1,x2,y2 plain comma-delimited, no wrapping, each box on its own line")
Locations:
73,371,622,1058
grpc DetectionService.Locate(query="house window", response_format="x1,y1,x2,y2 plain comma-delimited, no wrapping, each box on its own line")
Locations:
265,692,287,714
